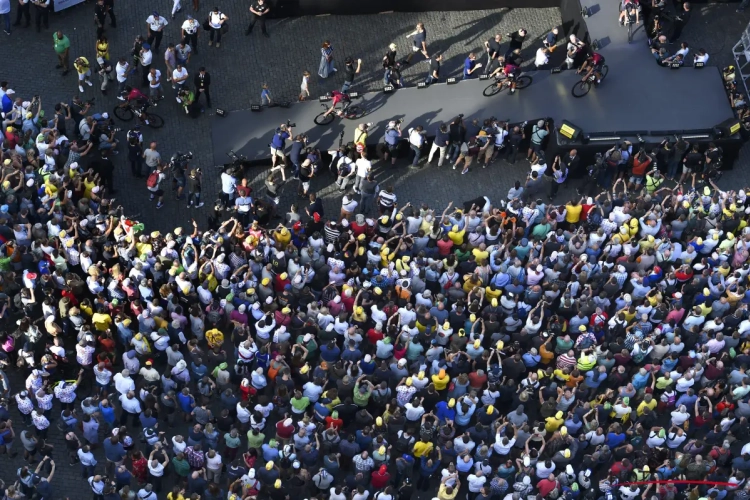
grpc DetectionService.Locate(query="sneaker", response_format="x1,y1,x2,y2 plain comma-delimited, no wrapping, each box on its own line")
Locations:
216,42,221,48
85,80,93,86
461,168,469,175
453,165,456,170
149,195,155,201
187,203,193,208
510,88,515,93
144,119,150,125
156,202,164,209
196,202,205,208
208,40,212,46
117,96,126,101
78,85,84,93
3,30,9,36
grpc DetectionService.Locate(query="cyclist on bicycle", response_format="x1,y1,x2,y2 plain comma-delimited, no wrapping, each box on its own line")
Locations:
619,0,640,25
578,52,605,84
323,90,351,118
488,56,522,93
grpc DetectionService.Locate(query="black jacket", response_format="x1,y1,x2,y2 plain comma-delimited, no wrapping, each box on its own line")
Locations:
194,72,211,90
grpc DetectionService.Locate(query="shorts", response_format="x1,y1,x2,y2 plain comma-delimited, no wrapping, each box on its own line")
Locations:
629,175,644,184
150,188,164,197
531,142,542,153
78,70,91,81
270,147,284,158
387,142,399,153
594,63,604,73
174,175,186,187
457,154,474,166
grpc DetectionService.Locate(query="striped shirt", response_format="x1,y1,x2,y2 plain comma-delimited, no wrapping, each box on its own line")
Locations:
378,191,397,208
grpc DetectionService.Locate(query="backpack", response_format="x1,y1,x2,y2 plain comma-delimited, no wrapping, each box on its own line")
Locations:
146,171,159,188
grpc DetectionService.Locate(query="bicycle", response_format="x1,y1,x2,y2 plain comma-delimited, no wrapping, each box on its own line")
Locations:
313,102,367,126
113,100,165,129
482,73,533,97
571,65,609,98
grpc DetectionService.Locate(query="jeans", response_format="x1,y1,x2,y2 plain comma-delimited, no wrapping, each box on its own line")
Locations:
428,142,446,166
448,143,460,162
147,29,164,52
384,68,390,85
425,74,436,85
188,191,201,205
411,144,422,165
209,26,222,43
359,193,375,214
341,81,352,94
667,159,680,179
1,12,10,32
353,175,365,193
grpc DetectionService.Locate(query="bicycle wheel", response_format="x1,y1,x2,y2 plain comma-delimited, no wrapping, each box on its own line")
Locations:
571,81,591,98
345,105,367,119
314,112,335,126
113,105,134,121
144,112,165,128
600,65,609,82
515,75,533,89
483,81,502,97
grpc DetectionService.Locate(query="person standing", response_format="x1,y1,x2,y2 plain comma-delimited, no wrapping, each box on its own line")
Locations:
194,67,211,108
505,28,526,57
175,40,192,66
318,41,335,78
270,123,291,179
382,42,397,85
147,67,163,100
207,7,227,48
187,168,203,208
143,142,161,174
245,0,269,37
428,123,449,167
353,152,371,194
94,0,107,37
462,52,482,80
484,34,502,73
408,126,426,167
104,0,116,27
96,57,114,94
164,43,176,82
0,0,11,35
127,126,144,178
359,172,379,215
425,54,441,84
527,120,548,164
115,57,129,96
31,0,48,32
74,57,93,94
139,43,153,87
53,31,70,76
670,2,691,41
405,23,428,63
145,11,168,53
181,15,200,54
341,57,362,94
299,71,310,101
548,155,567,201
12,0,29,29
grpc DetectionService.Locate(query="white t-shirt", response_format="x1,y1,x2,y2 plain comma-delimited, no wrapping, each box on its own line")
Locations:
221,172,237,194
467,474,487,493
140,50,153,66
148,70,162,88
147,461,165,477
409,129,424,147
116,62,129,82
355,158,371,177
209,11,226,28
146,15,168,32
494,128,508,147
535,47,549,67
695,53,709,63
172,67,188,83
181,19,198,34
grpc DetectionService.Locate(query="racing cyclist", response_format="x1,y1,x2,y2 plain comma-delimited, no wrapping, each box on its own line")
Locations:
119,86,153,125
323,90,352,118
578,52,605,85
488,56,522,93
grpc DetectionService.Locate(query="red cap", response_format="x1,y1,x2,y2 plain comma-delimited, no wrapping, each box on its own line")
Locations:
293,221,302,231
313,213,321,222
379,465,387,475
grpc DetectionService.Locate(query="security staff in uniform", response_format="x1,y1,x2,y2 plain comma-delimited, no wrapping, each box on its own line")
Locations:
181,15,199,55
245,0,270,37
194,67,211,108
13,0,31,28
31,0,49,32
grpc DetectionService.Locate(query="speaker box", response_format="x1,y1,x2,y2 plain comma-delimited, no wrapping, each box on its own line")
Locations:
558,120,582,141
215,108,228,117
715,117,741,138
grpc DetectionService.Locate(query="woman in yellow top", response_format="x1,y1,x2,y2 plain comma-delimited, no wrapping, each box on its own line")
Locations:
545,411,565,432
96,35,110,62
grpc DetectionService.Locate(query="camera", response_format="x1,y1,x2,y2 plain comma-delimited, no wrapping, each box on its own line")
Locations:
286,119,296,128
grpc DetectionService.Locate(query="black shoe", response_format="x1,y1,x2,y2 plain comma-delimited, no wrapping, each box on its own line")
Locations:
62,70,69,76
55,64,62,69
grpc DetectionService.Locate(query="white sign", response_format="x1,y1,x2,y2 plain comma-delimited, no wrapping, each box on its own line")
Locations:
54,0,85,13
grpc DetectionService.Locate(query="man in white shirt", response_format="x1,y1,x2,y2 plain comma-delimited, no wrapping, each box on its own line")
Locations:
181,15,199,53
147,448,169,492
119,390,142,425
145,11,168,52
140,44,154,87
467,470,487,494
172,63,188,92
113,369,135,395
115,57,129,97
353,154,371,194
408,126,426,167
220,169,237,207
147,68,163,100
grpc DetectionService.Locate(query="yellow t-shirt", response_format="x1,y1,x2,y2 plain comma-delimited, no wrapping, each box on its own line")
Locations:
545,416,564,432
439,484,458,500
413,441,434,458
637,399,657,417
448,228,466,245
472,248,489,262
565,204,583,223
91,312,112,332
432,374,450,390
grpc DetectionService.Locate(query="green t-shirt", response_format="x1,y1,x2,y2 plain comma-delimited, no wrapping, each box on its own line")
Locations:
352,383,371,407
172,457,190,477
0,255,11,272
53,34,70,54
247,431,265,449
291,396,310,412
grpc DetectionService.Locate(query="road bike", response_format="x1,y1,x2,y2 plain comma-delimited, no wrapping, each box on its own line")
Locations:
314,102,368,126
482,73,533,97
571,65,609,98
113,100,165,128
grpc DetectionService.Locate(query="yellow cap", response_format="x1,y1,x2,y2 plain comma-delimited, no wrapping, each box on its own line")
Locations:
376,417,383,426
563,449,571,458
262,277,271,286
448,398,456,408
300,364,310,374
560,426,568,436
648,235,654,242
491,298,498,307
643,465,650,472
496,340,504,350
443,322,450,330
713,233,719,240
357,233,366,241
556,411,563,419
356,306,364,315
418,371,425,379
274,480,281,489
247,288,256,295
282,307,291,314
280,272,288,280
458,329,466,337
379,445,386,455
405,377,413,386
486,405,494,415
470,314,476,322
579,325,587,332
473,339,481,348
381,216,389,224
266,461,274,470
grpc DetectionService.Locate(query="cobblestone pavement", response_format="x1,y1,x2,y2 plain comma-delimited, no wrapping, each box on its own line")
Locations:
1,0,749,495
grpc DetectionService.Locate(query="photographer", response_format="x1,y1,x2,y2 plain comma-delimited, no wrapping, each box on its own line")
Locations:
170,152,191,200
96,57,114,95
270,122,292,181
335,151,355,191
526,120,548,164
127,125,144,177
408,125,426,167
383,120,402,166
69,95,92,133
447,115,465,164
97,124,119,153
289,134,307,178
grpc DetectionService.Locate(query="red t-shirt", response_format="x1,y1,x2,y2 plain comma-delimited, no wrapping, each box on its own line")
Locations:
436,238,454,257
276,420,295,439
325,416,343,430
581,203,595,221
468,371,487,389
537,479,559,498
371,472,391,490
367,328,384,345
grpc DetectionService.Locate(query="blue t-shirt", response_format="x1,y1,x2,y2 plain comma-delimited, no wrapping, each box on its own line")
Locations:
463,58,475,77
607,432,626,448
271,131,290,149
385,129,400,146
290,141,304,164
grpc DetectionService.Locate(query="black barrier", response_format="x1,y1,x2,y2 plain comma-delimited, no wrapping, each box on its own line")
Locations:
273,0,558,16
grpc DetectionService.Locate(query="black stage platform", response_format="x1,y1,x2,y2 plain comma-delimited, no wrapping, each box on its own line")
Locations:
210,59,735,166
